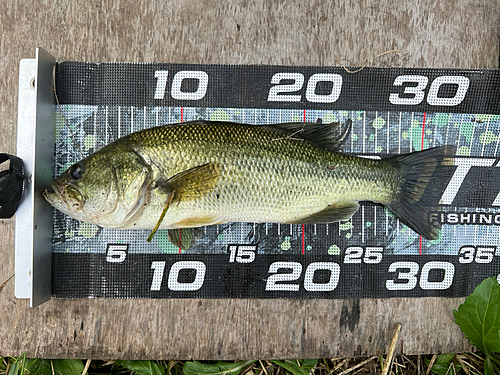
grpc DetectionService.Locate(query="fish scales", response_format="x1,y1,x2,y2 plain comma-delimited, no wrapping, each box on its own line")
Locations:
124,122,400,228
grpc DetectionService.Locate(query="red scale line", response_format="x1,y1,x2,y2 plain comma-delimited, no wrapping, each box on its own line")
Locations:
421,112,427,150
179,228,182,254
419,112,427,255
302,109,306,255
179,107,184,254
302,224,305,255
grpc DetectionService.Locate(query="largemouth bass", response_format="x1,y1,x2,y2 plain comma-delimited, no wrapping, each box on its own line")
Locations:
43,120,455,248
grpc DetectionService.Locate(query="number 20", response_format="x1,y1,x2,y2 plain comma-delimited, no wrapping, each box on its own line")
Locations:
265,261,340,292
267,73,342,103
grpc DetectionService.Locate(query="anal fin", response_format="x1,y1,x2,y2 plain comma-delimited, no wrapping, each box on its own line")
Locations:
168,228,203,250
288,201,359,224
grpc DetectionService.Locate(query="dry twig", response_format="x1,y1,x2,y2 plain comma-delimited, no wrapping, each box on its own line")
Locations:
332,358,350,372
381,323,402,375
0,274,14,292
259,360,269,375
338,356,377,375
456,354,472,375
336,49,406,73
82,359,92,375
426,354,438,375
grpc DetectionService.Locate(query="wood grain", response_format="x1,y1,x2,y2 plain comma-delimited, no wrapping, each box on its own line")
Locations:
1,0,498,359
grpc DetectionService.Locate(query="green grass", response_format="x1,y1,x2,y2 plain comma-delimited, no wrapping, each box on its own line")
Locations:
0,354,491,375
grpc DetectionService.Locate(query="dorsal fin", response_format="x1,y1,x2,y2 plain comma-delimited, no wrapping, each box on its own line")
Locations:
161,119,352,152
262,119,352,152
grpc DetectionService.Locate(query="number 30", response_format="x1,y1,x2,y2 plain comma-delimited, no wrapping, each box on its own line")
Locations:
389,75,470,106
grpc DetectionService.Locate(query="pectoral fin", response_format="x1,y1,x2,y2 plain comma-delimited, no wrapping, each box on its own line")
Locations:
147,162,221,243
168,228,203,249
288,201,359,224
155,162,222,201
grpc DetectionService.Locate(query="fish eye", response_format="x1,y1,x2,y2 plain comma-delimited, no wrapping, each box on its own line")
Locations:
70,163,84,180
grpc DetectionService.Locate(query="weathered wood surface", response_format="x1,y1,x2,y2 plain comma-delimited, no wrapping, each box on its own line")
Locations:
1,0,499,359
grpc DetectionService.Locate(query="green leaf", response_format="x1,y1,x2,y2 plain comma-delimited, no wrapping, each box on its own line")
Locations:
35,360,53,375
51,359,85,375
485,356,496,375
115,360,165,375
8,362,19,375
428,364,450,375
21,358,51,375
454,277,500,355
8,353,28,375
298,359,317,371
183,360,255,375
491,354,500,366
423,353,456,375
271,360,309,375
488,355,500,375
435,353,455,365
5,357,52,375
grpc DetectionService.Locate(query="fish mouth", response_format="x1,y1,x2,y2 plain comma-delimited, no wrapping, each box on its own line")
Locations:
43,181,84,213
42,182,62,206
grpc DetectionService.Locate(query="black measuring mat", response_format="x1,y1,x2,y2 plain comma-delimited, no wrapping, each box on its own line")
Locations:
51,62,500,299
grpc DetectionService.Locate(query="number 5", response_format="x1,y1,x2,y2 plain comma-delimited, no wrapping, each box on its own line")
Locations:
106,244,128,263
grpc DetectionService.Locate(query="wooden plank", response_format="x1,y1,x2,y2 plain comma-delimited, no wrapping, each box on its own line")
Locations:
0,0,498,359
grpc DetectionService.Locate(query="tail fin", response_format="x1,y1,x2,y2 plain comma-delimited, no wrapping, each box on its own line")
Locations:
386,145,456,240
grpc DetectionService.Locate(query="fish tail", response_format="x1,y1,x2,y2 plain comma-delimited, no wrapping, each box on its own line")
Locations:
386,145,456,240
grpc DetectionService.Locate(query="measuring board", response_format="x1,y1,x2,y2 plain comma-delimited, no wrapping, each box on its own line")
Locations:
48,62,500,300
